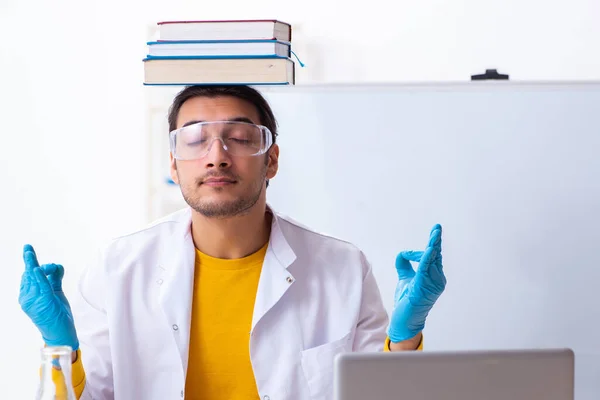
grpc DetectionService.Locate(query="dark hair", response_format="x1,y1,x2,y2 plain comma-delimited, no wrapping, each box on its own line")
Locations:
167,85,278,143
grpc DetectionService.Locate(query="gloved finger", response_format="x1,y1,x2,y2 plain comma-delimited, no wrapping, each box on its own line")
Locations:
400,250,424,262
427,225,442,249
23,244,40,272
41,264,65,290
41,263,64,279
395,252,417,280
427,253,446,290
19,271,31,294
33,267,53,295
20,260,34,287
417,246,437,274
41,263,57,275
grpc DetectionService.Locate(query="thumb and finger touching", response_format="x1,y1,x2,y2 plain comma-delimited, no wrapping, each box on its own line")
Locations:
21,245,66,291
395,252,418,280
41,263,65,290
395,224,443,281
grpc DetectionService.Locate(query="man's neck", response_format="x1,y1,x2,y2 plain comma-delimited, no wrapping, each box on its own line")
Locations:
190,202,272,259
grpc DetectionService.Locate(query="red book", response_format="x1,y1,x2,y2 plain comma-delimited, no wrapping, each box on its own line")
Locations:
157,19,292,42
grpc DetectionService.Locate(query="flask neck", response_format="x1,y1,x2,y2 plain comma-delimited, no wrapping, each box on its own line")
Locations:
37,346,76,400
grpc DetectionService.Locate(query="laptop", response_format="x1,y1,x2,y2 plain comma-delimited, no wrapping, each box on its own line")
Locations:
334,348,574,400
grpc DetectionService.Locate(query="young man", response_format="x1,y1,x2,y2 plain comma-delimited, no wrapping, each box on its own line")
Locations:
19,85,446,399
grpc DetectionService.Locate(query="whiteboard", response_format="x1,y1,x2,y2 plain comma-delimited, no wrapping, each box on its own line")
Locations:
255,82,600,400
147,82,600,399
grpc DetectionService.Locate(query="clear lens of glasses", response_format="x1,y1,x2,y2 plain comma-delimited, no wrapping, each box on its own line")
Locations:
169,121,273,160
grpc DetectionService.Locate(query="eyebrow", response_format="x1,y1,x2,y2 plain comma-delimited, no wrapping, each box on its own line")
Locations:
182,116,256,128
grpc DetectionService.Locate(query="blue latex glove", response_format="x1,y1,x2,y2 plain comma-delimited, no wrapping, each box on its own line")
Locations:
388,224,446,343
19,244,79,351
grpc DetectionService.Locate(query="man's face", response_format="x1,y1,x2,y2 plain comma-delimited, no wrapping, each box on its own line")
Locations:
170,96,279,218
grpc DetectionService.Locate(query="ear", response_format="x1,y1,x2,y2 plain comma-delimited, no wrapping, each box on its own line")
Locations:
169,153,180,185
266,144,279,180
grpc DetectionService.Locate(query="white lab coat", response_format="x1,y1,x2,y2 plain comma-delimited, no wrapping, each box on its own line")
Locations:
73,206,390,400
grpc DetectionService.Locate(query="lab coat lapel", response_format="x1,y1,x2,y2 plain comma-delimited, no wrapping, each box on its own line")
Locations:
157,208,196,374
251,211,297,333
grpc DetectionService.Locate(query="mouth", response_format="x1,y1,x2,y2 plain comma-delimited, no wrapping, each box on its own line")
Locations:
201,178,236,187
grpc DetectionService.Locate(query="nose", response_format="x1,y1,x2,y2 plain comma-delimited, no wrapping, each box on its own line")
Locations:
204,137,231,168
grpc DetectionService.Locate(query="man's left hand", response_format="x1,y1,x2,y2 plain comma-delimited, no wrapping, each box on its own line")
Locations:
388,224,446,344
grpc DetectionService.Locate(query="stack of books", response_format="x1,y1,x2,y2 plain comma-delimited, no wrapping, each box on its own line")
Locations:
143,19,296,86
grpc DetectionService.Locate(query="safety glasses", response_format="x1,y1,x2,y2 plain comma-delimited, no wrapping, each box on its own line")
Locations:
169,120,273,160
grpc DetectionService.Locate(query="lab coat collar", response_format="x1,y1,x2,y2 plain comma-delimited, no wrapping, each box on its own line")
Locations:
251,203,298,332
156,208,196,375
157,204,298,367
265,203,297,270
161,203,297,270
157,204,296,270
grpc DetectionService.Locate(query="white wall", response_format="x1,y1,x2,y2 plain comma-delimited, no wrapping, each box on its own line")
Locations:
1,0,599,396
140,0,600,82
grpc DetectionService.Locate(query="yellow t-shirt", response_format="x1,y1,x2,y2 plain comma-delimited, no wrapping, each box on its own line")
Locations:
184,242,268,399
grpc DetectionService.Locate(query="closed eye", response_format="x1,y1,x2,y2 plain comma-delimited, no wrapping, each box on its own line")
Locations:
186,139,207,146
228,138,252,144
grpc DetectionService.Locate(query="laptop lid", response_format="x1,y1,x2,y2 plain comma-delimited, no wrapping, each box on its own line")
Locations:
334,348,574,400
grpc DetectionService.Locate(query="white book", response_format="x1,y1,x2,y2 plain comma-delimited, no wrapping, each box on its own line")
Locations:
143,56,295,85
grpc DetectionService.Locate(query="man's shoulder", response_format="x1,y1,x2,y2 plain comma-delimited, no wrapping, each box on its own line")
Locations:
102,207,191,250
274,211,363,255
273,212,373,281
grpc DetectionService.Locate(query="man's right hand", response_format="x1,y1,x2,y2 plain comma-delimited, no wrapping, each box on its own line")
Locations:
19,244,79,351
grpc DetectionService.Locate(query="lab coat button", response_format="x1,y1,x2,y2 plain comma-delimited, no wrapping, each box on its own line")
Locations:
173,324,179,331
286,276,293,283
157,279,163,285
263,396,270,400
180,389,184,397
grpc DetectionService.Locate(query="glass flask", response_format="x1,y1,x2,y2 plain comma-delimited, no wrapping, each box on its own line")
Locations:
36,346,76,400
